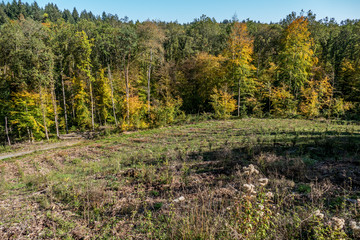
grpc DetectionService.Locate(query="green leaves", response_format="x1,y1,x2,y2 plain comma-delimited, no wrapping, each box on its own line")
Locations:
279,17,315,95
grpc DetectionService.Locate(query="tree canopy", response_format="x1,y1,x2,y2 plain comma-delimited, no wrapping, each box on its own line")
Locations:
1,2,360,144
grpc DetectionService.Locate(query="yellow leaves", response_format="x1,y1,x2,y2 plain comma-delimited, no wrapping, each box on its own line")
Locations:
318,77,333,100
72,76,91,129
196,52,225,66
95,69,112,121
9,90,47,137
331,98,352,117
194,52,226,80
299,82,320,118
127,96,146,117
341,59,355,72
121,95,149,130
75,31,93,77
226,22,255,71
270,85,296,116
227,22,253,56
225,22,256,105
281,16,315,90
285,17,312,42
210,88,236,119
271,85,293,101
41,22,51,28
299,77,334,118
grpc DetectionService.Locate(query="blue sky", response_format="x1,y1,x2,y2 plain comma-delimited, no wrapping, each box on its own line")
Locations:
4,0,360,23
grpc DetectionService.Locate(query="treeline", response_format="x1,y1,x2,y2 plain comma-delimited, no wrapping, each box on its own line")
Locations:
1,1,360,144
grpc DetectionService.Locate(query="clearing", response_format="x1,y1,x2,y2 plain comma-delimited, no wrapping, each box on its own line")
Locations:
1,118,360,239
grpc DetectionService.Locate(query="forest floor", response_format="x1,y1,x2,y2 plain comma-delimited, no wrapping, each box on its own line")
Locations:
1,118,360,239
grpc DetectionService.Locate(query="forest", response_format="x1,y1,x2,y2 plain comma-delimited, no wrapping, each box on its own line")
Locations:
1,1,360,144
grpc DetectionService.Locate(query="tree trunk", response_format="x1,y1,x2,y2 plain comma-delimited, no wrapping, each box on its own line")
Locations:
289,70,293,96
147,50,153,113
25,105,32,143
107,64,117,125
30,129,34,143
72,98,75,120
268,86,271,113
237,78,241,117
257,53,260,79
331,67,335,102
5,116,11,146
88,74,95,131
97,107,102,126
27,127,31,143
51,83,59,138
61,70,69,134
39,87,49,140
125,56,130,124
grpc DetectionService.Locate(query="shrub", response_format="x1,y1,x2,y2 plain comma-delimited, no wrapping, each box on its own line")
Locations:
210,88,236,119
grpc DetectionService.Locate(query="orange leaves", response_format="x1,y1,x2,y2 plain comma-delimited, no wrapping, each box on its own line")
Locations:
284,17,312,44
41,22,51,28
226,22,255,70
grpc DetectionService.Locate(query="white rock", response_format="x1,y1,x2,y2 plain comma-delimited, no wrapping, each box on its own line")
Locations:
173,196,185,202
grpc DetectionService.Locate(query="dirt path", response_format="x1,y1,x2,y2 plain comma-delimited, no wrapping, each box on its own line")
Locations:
0,140,83,161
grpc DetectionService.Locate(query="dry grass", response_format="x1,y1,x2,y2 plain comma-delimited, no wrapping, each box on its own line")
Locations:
0,118,360,239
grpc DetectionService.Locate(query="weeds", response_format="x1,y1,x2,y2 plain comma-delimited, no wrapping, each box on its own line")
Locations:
1,118,360,239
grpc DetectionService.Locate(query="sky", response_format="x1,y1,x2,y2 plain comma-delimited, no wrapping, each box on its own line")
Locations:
3,0,360,23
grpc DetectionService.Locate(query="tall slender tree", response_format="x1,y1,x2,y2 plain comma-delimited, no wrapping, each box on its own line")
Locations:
137,21,165,113
279,17,316,98
225,22,256,116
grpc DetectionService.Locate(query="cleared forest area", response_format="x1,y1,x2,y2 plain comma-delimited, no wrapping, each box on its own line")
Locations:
1,118,360,239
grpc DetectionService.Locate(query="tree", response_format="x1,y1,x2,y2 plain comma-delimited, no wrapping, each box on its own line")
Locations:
62,9,75,24
299,77,333,118
44,3,61,22
187,15,226,56
270,84,296,116
9,91,48,142
225,22,256,116
137,21,165,113
22,19,55,140
114,24,137,123
178,52,226,113
72,7,79,23
279,17,316,98
0,18,56,140
50,20,75,133
74,30,95,130
94,22,118,125
0,5,8,25
29,2,42,21
72,75,91,129
94,69,111,125
210,88,236,119
164,22,187,63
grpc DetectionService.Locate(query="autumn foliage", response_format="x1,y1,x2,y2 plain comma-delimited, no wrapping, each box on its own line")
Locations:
0,4,359,143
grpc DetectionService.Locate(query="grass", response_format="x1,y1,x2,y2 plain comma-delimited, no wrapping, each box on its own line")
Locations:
1,118,360,239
